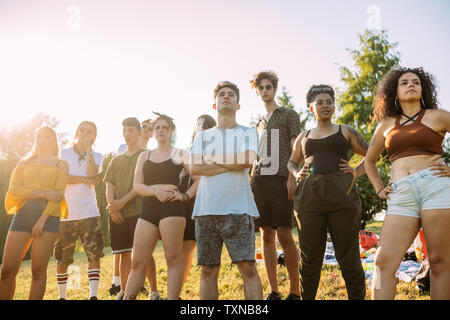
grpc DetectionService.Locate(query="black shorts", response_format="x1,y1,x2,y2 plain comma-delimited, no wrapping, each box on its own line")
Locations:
141,198,186,227
251,175,293,229
109,215,139,254
183,198,196,241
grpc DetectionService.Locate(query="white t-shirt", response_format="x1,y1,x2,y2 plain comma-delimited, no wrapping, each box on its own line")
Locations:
191,125,259,219
61,147,103,221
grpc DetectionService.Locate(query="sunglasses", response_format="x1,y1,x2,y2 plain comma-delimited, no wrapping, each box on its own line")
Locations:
311,87,333,94
258,84,273,91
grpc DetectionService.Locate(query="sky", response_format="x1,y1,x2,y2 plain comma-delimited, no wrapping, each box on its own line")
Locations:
0,0,449,155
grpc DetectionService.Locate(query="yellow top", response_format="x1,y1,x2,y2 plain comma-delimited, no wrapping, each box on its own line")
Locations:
5,163,69,219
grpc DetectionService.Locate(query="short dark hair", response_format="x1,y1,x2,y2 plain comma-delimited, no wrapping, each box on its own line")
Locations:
250,70,279,91
306,84,335,105
122,117,141,130
213,81,240,103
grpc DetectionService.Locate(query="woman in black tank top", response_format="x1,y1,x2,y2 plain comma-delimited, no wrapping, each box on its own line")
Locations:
123,115,199,300
287,84,370,300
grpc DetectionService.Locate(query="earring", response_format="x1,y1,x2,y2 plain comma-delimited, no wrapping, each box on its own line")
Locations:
394,99,400,111
420,98,425,108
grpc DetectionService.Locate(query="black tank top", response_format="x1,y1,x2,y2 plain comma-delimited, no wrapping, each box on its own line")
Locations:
143,150,183,186
141,150,185,215
304,125,349,175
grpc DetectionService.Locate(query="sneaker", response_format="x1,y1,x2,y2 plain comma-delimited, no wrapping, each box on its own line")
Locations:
148,291,161,300
285,294,300,300
108,283,121,296
58,298,66,300
265,291,282,300
116,291,125,300
89,296,98,300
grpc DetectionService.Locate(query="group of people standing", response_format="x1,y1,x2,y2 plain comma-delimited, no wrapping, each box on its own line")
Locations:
1,67,449,300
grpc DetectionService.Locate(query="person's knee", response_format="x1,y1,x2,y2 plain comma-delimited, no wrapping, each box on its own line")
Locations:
262,228,276,243
0,265,19,280
131,256,147,271
374,250,397,274
238,261,259,279
31,266,47,280
277,228,295,248
428,253,449,276
201,265,219,279
165,251,182,267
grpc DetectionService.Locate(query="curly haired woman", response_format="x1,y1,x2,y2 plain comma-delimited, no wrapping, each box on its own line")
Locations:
365,67,450,299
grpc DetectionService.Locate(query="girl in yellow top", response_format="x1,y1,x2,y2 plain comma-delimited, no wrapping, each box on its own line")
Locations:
0,126,68,300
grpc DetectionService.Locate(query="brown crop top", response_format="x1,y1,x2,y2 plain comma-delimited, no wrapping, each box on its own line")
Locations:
385,109,444,162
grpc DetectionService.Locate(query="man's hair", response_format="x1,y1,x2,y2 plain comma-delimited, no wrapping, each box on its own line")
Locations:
250,70,279,91
213,81,240,103
122,117,141,130
141,119,153,130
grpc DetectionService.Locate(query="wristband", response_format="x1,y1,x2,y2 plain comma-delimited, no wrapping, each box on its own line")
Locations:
376,188,383,196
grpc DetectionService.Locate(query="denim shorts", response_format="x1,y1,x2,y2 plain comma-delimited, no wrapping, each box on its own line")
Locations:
386,167,450,218
9,199,60,233
195,214,255,266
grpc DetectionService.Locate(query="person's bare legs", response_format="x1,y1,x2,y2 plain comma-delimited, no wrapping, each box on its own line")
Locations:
277,227,300,296
146,255,158,292
236,261,263,300
124,219,159,300
200,265,220,300
159,217,186,300
29,232,59,300
372,214,420,299
421,209,450,299
260,227,278,294
181,240,196,285
119,252,131,290
0,231,33,300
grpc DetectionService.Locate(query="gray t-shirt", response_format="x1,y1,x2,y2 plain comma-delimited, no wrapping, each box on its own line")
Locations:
191,125,260,219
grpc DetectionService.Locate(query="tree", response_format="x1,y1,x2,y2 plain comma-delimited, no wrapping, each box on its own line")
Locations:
0,113,68,161
336,29,402,222
0,113,69,260
277,86,313,132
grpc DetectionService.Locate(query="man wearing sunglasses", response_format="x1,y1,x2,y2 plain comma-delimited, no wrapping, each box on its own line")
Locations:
250,70,301,300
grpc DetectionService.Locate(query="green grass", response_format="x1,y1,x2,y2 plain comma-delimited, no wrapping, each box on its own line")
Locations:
6,221,428,300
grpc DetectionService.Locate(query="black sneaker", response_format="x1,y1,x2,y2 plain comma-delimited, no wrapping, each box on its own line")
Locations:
285,294,300,300
265,291,282,300
89,296,98,300
108,284,121,296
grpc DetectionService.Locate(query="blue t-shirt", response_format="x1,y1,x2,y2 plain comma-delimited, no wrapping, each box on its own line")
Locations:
191,125,259,219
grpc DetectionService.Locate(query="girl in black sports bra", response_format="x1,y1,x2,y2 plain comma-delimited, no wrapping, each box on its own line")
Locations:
123,114,198,300
287,84,370,300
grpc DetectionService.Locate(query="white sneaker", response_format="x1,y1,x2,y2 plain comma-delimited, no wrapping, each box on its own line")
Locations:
148,291,161,300
115,290,125,300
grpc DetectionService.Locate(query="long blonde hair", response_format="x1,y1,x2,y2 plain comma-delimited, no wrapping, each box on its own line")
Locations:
21,126,60,165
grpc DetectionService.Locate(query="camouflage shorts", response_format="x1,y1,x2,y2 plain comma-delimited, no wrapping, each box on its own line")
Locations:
54,216,105,265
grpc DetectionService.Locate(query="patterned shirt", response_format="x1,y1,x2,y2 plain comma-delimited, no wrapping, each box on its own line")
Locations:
254,107,301,177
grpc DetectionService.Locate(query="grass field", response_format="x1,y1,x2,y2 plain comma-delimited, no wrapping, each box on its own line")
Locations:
5,221,429,300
